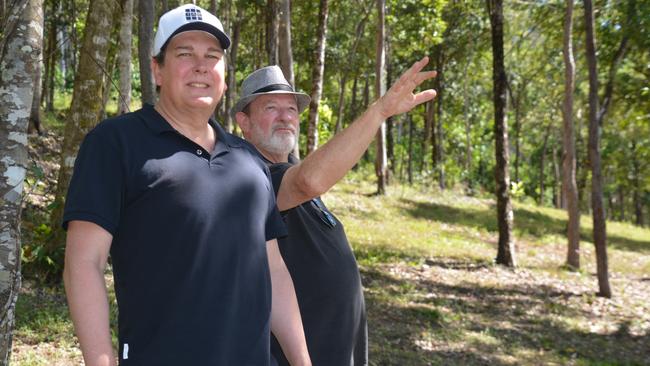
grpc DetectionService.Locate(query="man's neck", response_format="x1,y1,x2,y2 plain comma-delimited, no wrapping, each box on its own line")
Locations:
155,103,217,152
259,149,289,164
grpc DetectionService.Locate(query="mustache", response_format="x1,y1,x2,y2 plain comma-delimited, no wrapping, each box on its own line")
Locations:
271,123,297,134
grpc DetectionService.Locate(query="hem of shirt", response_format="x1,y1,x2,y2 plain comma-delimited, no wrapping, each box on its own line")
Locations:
62,211,117,236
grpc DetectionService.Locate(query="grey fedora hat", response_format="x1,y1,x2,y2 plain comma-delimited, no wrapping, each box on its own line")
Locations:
231,65,310,117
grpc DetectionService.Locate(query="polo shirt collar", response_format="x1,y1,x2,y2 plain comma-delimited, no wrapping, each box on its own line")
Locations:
140,104,242,149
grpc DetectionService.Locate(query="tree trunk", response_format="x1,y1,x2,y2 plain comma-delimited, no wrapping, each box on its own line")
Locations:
42,9,56,112
118,0,134,114
138,0,156,105
225,5,242,134
407,114,414,185
434,50,445,190
100,47,118,121
488,0,516,267
48,0,119,283
278,0,294,86
335,74,347,133
374,0,388,195
350,75,358,121
631,145,643,226
307,0,329,154
306,0,329,155
0,0,42,361
552,146,561,208
266,0,279,65
463,48,474,193
539,122,552,205
423,98,432,173
386,59,395,179
29,56,43,134
584,0,611,298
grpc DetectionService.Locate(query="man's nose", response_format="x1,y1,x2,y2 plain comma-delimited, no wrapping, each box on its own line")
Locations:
193,59,208,73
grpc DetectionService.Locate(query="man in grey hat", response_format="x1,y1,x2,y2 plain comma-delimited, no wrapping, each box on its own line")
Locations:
234,58,437,365
63,4,310,366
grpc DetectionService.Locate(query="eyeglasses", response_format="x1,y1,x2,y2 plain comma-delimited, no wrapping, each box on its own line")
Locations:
311,198,337,228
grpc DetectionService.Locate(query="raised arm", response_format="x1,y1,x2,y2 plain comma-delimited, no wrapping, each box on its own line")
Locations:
276,57,437,210
267,239,311,366
63,220,116,366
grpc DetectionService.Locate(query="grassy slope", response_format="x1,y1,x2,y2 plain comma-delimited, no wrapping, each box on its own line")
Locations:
11,158,650,364
326,171,649,365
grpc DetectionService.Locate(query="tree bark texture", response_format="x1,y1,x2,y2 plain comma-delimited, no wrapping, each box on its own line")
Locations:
266,0,279,65
306,0,329,155
278,0,294,86
374,0,388,195
277,0,298,156
584,0,611,298
48,0,119,282
138,0,155,105
29,55,42,134
562,0,580,269
41,9,56,112
488,0,516,267
539,122,551,205
118,0,134,114
0,0,42,361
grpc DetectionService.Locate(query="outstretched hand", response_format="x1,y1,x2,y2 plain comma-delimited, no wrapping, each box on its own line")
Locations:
377,57,437,119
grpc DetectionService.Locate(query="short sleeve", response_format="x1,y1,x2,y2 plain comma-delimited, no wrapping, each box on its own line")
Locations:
262,163,288,241
268,163,292,196
62,129,125,235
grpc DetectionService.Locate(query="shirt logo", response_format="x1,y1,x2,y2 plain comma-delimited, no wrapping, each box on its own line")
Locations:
185,8,203,21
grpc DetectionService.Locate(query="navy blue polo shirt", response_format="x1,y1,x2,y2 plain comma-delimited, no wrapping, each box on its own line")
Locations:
63,104,286,365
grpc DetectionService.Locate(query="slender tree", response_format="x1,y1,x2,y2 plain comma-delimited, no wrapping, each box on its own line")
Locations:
0,0,43,361
306,0,329,154
138,0,155,105
375,0,388,195
48,0,120,282
278,0,294,86
562,0,580,269
487,0,516,267
29,56,43,134
118,0,134,114
266,0,279,64
584,0,611,297
277,0,298,156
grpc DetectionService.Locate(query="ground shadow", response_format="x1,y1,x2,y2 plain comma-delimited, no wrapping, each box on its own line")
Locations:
399,198,650,253
361,260,649,365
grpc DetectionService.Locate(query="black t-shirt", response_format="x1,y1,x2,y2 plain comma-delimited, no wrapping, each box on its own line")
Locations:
63,105,285,365
267,161,368,366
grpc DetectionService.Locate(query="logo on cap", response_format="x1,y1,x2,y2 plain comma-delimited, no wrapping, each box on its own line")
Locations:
185,8,203,21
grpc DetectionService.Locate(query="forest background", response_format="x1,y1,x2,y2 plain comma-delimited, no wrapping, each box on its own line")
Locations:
0,0,649,364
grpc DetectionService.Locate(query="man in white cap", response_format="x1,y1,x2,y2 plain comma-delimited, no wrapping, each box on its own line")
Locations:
63,4,310,365
234,58,436,365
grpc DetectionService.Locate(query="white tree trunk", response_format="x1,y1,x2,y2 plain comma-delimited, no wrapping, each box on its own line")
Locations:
0,0,43,362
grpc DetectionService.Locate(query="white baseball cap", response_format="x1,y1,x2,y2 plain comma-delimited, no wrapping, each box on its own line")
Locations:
153,4,231,56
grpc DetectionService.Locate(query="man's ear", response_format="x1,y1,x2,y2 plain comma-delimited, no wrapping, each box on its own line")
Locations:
151,58,162,87
235,112,250,135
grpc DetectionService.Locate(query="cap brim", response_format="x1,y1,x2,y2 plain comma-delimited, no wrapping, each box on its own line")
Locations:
231,91,311,118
